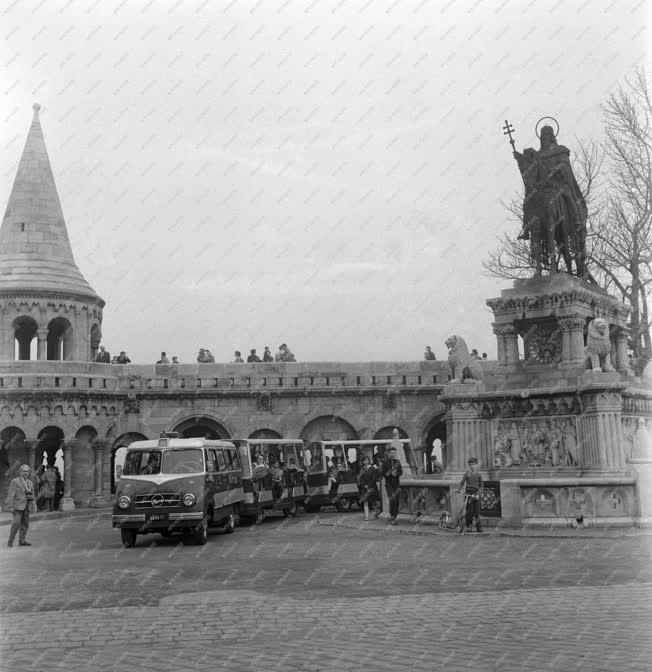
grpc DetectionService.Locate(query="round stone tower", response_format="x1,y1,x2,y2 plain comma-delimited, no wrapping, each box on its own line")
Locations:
0,104,104,361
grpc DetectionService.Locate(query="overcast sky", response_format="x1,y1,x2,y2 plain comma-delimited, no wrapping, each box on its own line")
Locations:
1,0,649,363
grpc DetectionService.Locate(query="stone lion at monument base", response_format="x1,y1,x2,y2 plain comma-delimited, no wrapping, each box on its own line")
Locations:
445,335,484,383
584,318,615,373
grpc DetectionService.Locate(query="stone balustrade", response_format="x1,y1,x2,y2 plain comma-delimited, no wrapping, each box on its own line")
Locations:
0,360,458,393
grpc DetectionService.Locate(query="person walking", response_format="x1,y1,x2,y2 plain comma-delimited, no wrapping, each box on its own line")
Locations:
6,465,36,547
381,447,403,525
457,457,483,533
357,455,381,521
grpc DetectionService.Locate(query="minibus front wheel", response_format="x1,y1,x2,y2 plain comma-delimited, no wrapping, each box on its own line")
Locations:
120,528,137,548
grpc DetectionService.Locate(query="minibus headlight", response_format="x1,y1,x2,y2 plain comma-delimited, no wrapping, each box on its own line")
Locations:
182,493,196,507
117,495,131,509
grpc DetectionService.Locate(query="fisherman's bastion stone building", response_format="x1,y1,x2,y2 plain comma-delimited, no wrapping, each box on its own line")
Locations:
1,106,651,526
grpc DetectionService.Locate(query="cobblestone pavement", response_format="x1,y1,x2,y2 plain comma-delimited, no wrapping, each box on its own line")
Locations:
0,512,651,672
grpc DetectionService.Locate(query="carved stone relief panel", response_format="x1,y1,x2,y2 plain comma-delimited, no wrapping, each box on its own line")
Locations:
491,416,579,468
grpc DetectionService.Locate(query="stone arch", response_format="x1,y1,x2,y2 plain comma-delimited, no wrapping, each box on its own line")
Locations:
523,487,558,518
110,432,148,493
13,315,38,360
421,413,447,472
172,415,230,440
166,409,234,439
567,487,593,518
0,427,26,506
602,488,628,515
299,415,358,442
37,426,65,468
248,428,282,440
47,316,74,361
373,426,409,440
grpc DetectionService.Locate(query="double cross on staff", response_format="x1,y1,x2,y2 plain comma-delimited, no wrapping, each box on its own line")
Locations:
503,119,516,153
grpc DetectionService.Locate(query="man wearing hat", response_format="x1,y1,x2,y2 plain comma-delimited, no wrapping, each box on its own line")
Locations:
457,457,483,533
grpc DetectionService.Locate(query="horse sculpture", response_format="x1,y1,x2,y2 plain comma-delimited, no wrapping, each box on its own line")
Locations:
514,126,588,278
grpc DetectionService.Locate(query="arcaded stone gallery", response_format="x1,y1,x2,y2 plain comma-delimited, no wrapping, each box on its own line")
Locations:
0,106,651,526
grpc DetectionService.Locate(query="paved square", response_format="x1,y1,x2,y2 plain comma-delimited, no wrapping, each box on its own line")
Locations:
0,513,651,672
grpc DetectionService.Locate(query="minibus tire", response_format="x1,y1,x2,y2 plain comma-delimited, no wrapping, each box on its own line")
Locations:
336,497,352,512
194,518,208,545
121,529,137,548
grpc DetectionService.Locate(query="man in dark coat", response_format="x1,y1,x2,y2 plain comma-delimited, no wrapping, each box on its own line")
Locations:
381,447,403,525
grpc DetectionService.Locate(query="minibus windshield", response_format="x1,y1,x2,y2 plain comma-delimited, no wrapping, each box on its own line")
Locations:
123,448,204,475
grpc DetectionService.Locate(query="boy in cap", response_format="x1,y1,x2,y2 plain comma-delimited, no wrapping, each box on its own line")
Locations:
457,457,483,532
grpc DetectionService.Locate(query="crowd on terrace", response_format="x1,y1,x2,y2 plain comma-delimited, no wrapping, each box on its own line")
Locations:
94,343,297,365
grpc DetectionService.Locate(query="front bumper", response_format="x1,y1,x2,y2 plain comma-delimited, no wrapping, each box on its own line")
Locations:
112,512,204,530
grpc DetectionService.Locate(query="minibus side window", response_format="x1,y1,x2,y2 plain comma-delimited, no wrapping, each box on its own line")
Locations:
205,449,217,473
216,449,226,471
229,448,240,469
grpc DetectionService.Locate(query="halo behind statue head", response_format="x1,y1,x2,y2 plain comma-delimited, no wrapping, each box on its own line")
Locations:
535,116,559,139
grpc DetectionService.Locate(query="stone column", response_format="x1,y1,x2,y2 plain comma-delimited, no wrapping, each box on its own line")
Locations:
492,324,507,366
579,391,625,470
90,439,111,507
503,326,520,364
36,328,48,360
614,327,630,372
25,439,38,470
558,315,586,365
61,441,76,511
446,403,483,472
0,312,14,361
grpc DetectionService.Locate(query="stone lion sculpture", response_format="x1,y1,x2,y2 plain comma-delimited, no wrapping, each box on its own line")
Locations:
584,318,615,372
445,335,484,383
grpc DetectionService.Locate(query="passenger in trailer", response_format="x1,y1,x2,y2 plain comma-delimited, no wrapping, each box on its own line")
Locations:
251,454,268,523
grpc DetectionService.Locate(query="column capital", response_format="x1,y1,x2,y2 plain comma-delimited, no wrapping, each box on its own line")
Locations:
36,328,48,338
492,324,517,337
557,314,585,331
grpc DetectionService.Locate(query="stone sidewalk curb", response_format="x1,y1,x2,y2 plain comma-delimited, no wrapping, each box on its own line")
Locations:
0,507,112,526
316,514,652,539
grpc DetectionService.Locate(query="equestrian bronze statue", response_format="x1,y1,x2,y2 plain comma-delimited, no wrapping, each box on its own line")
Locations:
503,118,588,277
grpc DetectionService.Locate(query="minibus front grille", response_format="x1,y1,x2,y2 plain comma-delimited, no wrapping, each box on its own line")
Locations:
133,493,181,508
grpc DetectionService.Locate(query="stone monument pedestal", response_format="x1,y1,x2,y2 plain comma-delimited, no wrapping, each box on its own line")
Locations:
630,458,652,526
487,272,631,371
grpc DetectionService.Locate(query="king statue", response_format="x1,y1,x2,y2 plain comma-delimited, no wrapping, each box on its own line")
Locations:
505,119,589,278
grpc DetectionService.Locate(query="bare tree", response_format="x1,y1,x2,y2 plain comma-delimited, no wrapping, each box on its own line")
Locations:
484,68,652,363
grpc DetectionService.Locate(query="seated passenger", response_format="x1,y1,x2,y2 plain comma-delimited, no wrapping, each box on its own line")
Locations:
197,348,209,363
116,351,131,364
424,346,436,361
247,349,262,363
140,454,160,475
233,351,244,363
205,349,215,363
157,352,170,364
263,346,274,362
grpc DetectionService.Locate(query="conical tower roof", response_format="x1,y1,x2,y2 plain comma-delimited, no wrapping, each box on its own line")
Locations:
0,104,103,304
